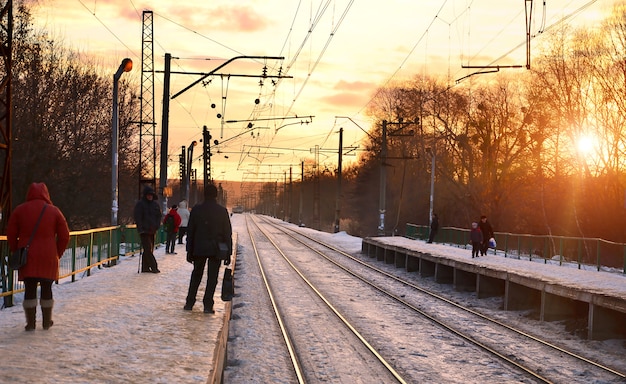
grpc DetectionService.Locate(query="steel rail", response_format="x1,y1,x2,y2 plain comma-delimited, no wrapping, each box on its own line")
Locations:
244,215,306,384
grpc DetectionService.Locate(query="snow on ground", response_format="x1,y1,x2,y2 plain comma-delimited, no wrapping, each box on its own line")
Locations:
1,214,625,383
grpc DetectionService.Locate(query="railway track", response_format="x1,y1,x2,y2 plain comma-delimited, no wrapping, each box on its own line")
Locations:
246,214,405,383
241,214,626,383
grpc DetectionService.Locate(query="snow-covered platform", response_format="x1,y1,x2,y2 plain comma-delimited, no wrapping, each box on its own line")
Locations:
0,235,236,384
362,236,626,340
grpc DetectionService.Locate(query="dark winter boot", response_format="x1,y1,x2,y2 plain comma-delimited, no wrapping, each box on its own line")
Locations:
40,299,54,330
23,299,37,331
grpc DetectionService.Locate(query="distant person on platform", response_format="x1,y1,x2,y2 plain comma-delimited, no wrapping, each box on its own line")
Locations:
177,200,190,244
163,204,181,254
470,222,483,258
134,186,162,273
427,213,439,243
478,215,494,256
184,184,232,314
7,182,70,331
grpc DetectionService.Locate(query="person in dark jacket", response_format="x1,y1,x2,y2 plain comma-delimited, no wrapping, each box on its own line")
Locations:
163,205,181,254
134,186,162,273
478,215,494,256
184,184,232,313
7,182,70,331
427,213,439,243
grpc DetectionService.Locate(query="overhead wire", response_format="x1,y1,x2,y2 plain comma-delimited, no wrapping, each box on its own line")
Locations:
75,0,138,57
251,0,355,171
71,0,602,184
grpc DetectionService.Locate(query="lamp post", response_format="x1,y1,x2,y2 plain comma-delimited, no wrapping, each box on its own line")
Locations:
111,58,132,226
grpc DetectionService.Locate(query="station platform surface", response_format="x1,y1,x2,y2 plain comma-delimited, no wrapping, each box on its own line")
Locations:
0,235,235,384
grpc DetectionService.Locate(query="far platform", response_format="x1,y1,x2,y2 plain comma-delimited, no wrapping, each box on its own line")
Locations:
362,236,626,340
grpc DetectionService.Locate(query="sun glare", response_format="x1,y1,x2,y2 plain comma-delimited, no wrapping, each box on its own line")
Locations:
577,134,597,154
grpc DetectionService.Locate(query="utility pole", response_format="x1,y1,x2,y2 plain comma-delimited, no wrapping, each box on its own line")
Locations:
138,11,156,199
334,128,343,233
186,141,197,202
379,119,417,236
378,121,388,235
299,161,304,226
314,145,320,230
428,147,436,231
179,146,186,202
283,171,287,221
191,169,197,206
289,167,293,223
159,53,171,214
203,126,212,191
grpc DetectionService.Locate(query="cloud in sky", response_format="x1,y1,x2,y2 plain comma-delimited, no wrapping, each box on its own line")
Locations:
210,6,269,32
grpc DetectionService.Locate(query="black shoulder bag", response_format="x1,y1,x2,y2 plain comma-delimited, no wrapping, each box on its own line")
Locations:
8,204,47,270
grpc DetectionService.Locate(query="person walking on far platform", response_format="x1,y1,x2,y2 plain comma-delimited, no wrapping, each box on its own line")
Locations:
184,184,232,314
134,186,162,273
478,215,494,256
470,222,483,258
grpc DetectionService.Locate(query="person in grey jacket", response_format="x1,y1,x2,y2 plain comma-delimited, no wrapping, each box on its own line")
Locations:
184,184,232,313
177,200,190,244
134,186,162,273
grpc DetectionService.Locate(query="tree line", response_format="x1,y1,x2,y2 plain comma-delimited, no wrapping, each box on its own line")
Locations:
261,6,626,242
6,3,140,230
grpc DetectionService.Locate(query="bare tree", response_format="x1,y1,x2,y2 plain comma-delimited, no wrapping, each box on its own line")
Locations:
10,3,140,229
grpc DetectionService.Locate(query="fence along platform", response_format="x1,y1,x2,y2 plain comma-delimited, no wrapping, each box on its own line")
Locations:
362,236,626,341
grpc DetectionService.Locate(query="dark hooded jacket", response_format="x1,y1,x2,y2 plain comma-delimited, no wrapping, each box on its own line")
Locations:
186,197,232,257
134,186,162,235
7,182,70,281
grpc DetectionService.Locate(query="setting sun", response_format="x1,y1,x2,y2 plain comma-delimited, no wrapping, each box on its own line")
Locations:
577,134,597,154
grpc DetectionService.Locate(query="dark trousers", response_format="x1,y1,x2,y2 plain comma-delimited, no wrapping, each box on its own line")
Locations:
166,231,177,253
472,242,481,258
177,227,187,244
140,233,158,272
185,256,221,310
24,278,53,300
481,240,489,255
427,229,438,243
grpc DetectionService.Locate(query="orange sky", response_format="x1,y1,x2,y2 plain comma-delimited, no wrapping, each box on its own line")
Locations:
28,0,614,183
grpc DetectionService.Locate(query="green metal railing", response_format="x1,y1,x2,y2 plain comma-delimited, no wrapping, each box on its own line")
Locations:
406,223,626,274
1,224,167,308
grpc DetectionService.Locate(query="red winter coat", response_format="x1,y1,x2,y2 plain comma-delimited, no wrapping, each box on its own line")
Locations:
163,208,182,233
7,183,70,281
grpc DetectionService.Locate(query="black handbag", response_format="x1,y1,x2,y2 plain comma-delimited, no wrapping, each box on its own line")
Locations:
8,204,47,270
9,248,28,270
221,267,233,301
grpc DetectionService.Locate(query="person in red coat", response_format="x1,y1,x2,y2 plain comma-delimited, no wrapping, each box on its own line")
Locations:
163,205,182,254
7,182,70,331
